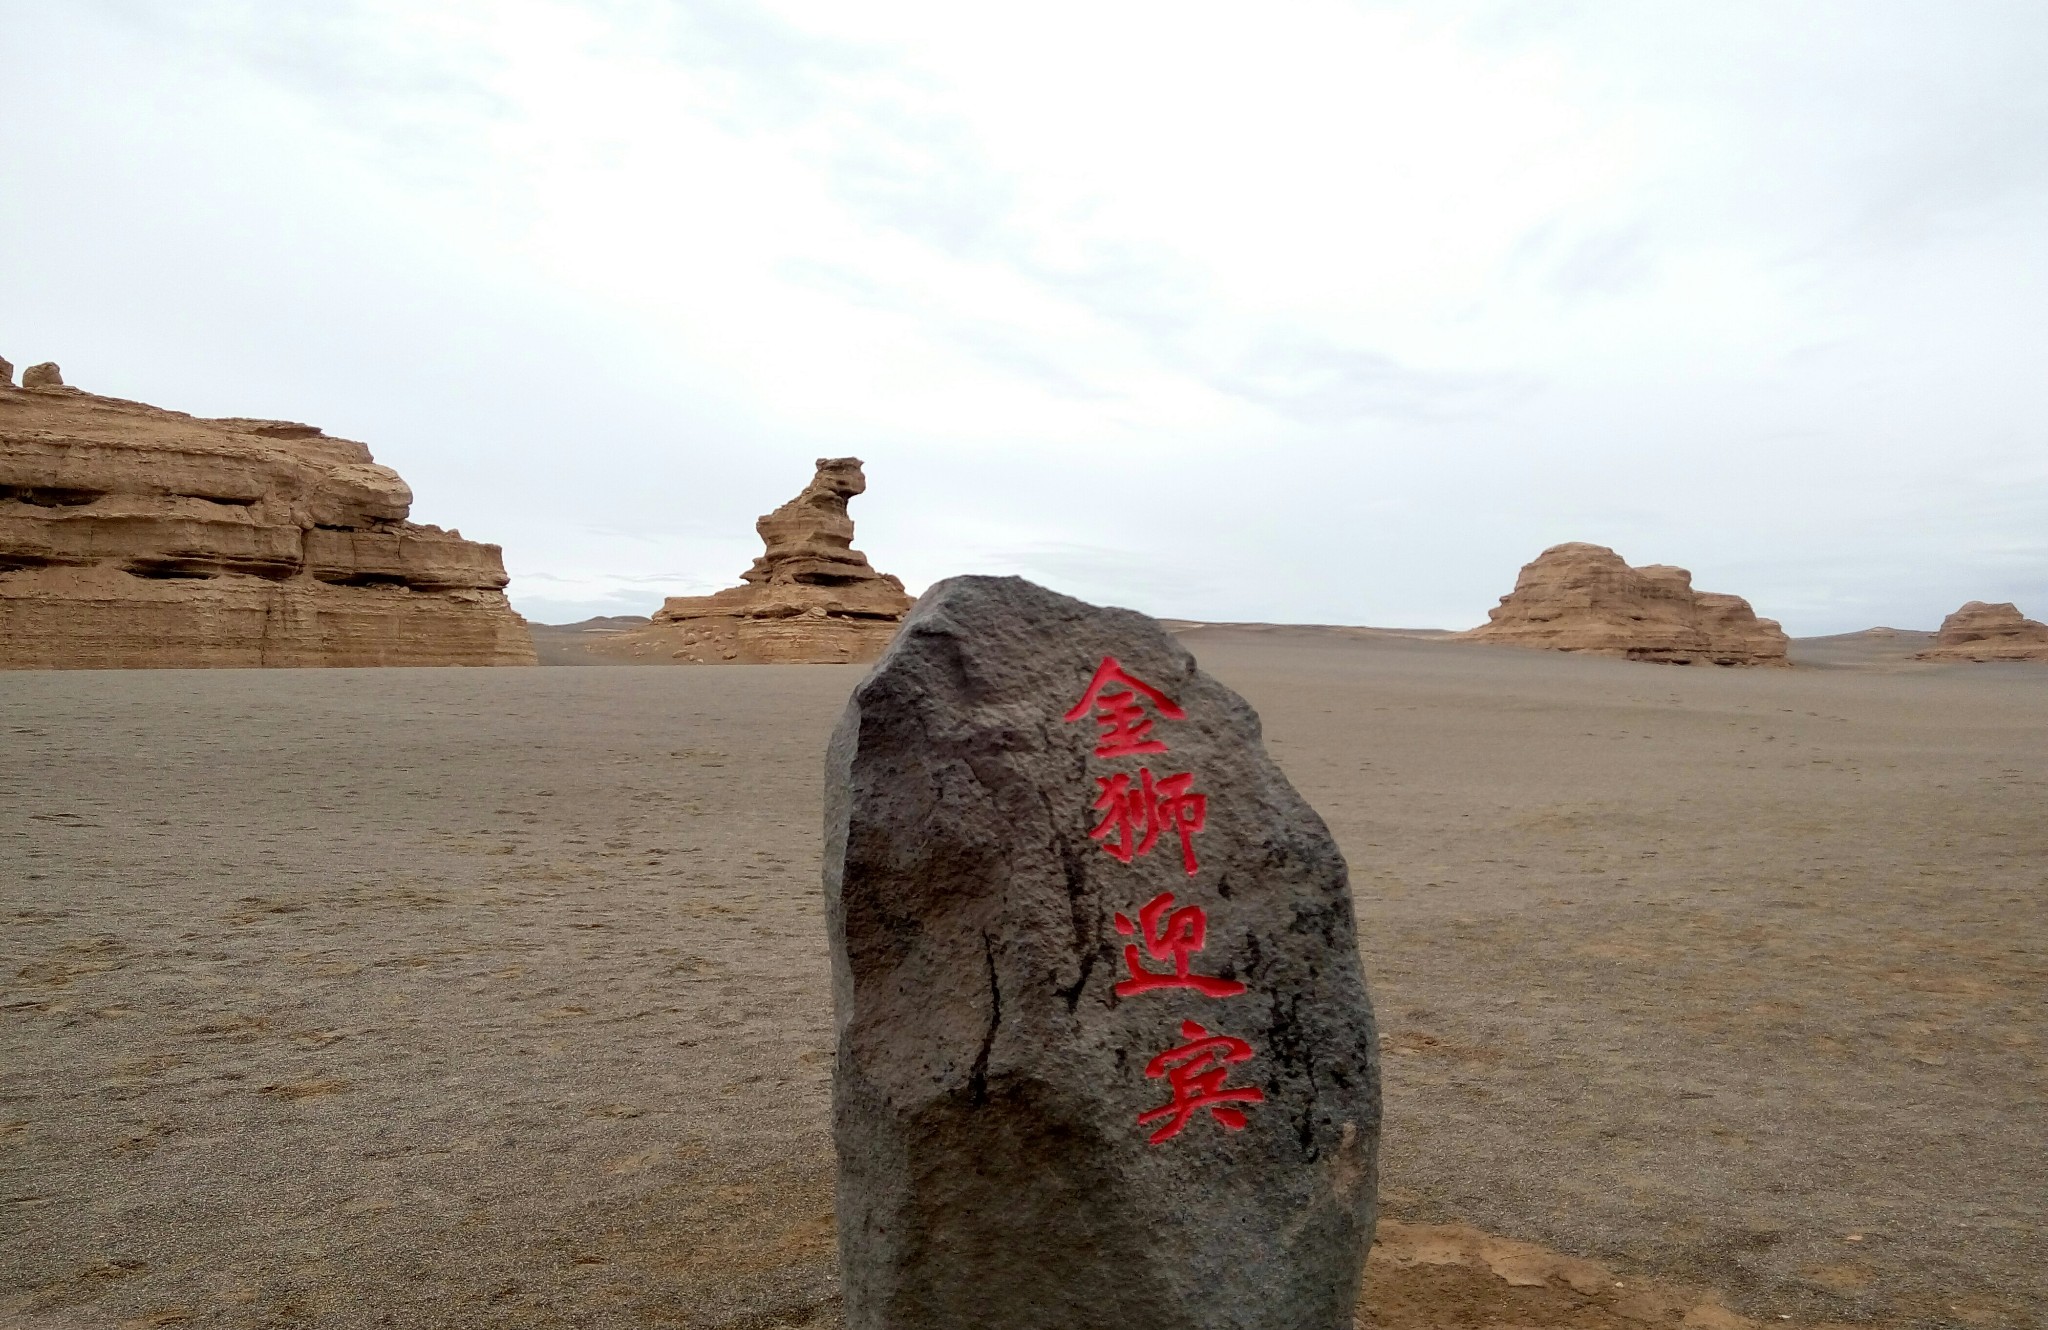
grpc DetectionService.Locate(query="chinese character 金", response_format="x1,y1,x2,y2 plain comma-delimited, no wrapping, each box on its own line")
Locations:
1063,656,1187,759
1114,891,1246,999
1137,1020,1266,1144
1087,768,1206,876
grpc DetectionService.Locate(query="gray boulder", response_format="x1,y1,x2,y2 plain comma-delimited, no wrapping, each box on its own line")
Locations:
825,575,1381,1330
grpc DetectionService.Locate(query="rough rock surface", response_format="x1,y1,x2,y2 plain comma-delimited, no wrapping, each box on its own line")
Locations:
1915,601,2048,662
0,355,12,388
1463,542,1789,666
0,371,534,668
593,457,912,664
21,361,63,388
825,575,1381,1330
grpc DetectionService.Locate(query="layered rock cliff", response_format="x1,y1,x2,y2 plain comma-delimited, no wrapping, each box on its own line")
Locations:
1915,601,2048,662
1463,542,1789,667
592,457,912,664
0,366,535,668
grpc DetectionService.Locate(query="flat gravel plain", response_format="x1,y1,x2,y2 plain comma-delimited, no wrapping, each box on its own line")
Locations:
3,629,2042,1329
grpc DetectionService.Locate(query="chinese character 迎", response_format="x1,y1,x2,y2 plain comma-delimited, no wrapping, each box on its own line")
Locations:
1063,656,1187,759
1114,891,1245,998
1137,1019,1266,1144
1087,768,1206,876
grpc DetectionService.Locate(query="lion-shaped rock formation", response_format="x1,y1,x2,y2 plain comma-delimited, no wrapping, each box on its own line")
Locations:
594,457,912,664
1462,542,1788,667
1914,601,2048,663
1,368,534,668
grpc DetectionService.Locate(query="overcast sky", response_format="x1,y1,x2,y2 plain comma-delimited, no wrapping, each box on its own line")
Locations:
4,1,2044,631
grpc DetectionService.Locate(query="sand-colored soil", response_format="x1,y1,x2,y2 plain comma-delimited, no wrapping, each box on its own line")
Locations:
2,627,2042,1328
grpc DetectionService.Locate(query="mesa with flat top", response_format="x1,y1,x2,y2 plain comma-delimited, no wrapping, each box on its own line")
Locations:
0,363,534,668
1463,541,1789,667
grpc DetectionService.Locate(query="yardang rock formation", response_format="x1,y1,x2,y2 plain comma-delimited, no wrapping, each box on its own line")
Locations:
596,457,912,664
1915,601,2048,662
1,364,534,668
1464,542,1788,667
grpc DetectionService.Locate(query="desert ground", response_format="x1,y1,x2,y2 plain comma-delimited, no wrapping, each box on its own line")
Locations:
3,626,2043,1328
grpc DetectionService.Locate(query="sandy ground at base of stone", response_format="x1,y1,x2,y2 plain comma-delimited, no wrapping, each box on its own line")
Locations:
2,626,2042,1329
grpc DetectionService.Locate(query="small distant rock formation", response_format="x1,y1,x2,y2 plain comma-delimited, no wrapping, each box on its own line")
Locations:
1463,542,1789,666
594,457,912,664
1,360,535,668
0,356,13,388
1914,601,2048,662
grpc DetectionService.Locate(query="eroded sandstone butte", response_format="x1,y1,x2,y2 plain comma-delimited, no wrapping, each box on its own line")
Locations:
1915,600,2048,663
594,457,912,664
1,368,535,668
1462,542,1788,667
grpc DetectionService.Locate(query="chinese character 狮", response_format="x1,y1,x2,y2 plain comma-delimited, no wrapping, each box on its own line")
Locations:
1087,768,1206,875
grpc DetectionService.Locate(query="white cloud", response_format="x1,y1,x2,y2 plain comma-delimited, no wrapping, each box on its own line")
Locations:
3,0,2043,630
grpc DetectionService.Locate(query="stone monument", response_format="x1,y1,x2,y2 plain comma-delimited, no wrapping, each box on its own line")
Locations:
825,576,1381,1330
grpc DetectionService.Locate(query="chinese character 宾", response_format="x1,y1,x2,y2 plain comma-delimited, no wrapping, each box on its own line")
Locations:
1063,656,1186,759
1136,1020,1266,1144
1114,891,1245,998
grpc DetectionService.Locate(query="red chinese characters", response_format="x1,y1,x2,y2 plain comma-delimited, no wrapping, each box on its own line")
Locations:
1066,654,1264,1147
1088,769,1207,877
1136,1020,1268,1144
1114,891,1245,998
1063,655,1187,758
1066,656,1206,875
